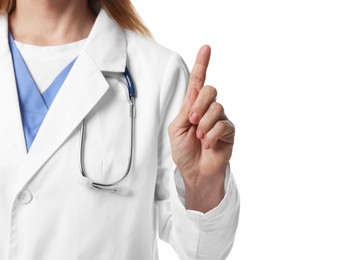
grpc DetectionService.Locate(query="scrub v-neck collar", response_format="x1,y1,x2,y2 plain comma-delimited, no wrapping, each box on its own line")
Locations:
8,33,77,151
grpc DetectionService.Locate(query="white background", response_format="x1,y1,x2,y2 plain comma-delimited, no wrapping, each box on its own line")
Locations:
132,0,341,259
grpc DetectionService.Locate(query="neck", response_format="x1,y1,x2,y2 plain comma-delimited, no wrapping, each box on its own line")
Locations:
9,0,96,46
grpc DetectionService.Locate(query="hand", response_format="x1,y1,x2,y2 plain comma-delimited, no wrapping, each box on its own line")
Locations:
168,45,235,212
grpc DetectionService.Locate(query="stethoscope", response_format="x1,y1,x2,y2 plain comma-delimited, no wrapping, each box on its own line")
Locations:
79,67,136,193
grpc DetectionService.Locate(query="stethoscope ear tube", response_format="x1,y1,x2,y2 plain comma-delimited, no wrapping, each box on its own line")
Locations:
124,67,135,99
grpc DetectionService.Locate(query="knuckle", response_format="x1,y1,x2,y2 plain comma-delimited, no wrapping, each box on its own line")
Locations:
191,74,204,83
204,85,217,99
198,118,209,132
205,132,217,144
216,120,226,131
216,120,223,128
211,102,224,115
225,120,236,135
216,120,234,136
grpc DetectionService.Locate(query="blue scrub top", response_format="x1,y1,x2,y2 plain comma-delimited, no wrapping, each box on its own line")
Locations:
9,34,76,151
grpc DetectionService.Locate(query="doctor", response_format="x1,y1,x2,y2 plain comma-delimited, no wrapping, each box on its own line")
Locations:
0,0,239,259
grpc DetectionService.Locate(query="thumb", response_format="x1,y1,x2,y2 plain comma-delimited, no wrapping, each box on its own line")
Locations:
171,88,199,131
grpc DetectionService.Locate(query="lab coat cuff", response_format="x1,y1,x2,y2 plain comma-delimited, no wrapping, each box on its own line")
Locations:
170,166,240,259
170,165,239,222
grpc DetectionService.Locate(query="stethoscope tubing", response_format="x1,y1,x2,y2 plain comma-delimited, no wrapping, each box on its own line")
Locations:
79,69,136,193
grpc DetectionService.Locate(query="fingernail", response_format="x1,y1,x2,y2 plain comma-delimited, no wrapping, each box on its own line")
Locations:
197,129,204,139
190,113,199,124
203,141,210,149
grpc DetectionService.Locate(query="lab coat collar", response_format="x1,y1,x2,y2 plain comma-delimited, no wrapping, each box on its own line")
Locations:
0,15,27,171
84,9,127,73
0,14,10,55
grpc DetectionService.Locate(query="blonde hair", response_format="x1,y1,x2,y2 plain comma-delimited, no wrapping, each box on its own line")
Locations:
0,0,152,37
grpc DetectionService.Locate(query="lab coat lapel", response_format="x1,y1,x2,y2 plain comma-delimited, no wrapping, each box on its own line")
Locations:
0,15,27,170
16,9,127,189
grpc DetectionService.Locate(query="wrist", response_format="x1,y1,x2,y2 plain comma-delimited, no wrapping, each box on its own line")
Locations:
182,172,226,213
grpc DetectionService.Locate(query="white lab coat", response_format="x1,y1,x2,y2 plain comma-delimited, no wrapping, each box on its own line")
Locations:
0,9,240,260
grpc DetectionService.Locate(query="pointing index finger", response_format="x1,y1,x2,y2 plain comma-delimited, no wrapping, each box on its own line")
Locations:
188,45,211,92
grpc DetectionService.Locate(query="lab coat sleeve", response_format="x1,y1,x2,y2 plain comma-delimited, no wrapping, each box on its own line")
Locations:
156,53,240,260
